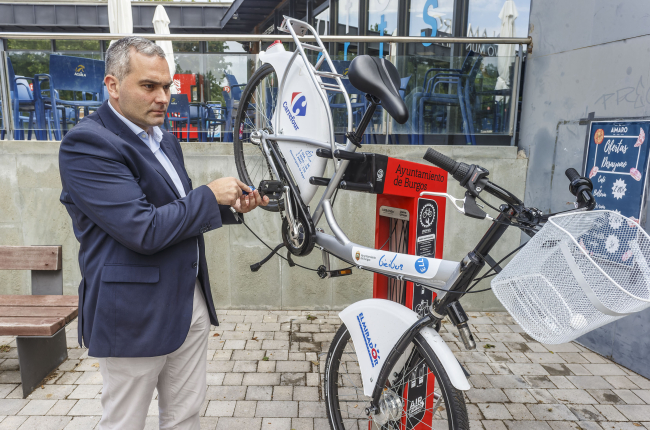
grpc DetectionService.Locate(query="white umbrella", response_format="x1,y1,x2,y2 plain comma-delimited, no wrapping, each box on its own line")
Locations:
495,0,518,102
108,0,133,45
152,5,178,94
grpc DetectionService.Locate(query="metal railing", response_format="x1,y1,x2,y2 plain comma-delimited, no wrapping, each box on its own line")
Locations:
0,32,530,143
0,32,531,44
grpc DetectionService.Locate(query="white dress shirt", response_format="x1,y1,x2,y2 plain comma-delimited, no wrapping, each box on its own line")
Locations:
108,101,200,276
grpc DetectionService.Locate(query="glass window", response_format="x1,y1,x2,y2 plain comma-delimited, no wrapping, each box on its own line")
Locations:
468,0,530,38
55,40,101,52
408,0,454,38
315,7,329,35
337,0,358,35
172,41,200,53
7,52,49,78
208,41,247,53
367,0,398,37
7,39,50,51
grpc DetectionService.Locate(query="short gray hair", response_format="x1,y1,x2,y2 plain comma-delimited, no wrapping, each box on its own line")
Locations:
105,36,167,81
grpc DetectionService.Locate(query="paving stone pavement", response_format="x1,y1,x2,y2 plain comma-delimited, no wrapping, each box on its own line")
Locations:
0,311,649,430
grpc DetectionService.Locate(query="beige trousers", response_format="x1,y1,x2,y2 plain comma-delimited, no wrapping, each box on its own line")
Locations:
97,278,210,430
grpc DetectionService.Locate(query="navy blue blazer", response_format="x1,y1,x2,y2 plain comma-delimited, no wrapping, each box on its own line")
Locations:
59,102,239,358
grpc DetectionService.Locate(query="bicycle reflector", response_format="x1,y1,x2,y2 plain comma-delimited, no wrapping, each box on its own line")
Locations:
317,266,353,279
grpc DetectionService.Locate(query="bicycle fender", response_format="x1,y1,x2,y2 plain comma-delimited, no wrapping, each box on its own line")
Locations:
339,299,470,397
418,326,471,391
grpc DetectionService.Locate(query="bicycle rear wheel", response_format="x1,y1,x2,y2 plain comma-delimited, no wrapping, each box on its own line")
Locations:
233,63,281,212
325,324,469,430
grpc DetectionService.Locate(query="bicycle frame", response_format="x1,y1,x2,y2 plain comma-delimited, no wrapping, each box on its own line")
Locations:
257,17,463,292
250,18,477,401
247,18,594,423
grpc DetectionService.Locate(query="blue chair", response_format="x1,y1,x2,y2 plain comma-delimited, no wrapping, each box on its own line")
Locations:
189,103,205,141
408,53,474,144
15,77,39,140
221,74,247,142
166,94,191,142
5,57,76,141
385,76,411,144
4,58,32,140
414,52,482,145
5,57,57,140
34,55,105,139
321,61,366,136
203,103,227,142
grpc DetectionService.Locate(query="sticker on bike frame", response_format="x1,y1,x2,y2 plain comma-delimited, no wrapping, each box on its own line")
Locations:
351,247,441,279
357,312,380,368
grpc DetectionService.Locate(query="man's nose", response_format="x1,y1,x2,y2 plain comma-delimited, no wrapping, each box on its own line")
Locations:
154,88,169,105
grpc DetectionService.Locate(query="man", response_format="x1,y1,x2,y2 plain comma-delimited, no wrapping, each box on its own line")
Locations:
59,36,268,429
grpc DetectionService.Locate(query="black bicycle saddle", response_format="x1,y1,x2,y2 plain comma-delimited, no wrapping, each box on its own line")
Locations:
347,55,409,124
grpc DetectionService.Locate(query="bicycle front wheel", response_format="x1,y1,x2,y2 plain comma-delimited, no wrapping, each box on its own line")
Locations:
324,324,469,430
233,63,281,212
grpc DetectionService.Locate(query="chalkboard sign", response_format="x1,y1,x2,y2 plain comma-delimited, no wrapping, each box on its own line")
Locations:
584,120,650,222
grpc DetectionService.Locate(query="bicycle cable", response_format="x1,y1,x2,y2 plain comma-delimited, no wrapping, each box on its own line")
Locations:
465,242,527,292
414,241,528,295
236,210,354,274
475,195,543,234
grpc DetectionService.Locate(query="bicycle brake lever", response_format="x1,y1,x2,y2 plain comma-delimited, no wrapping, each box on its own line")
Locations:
420,191,493,221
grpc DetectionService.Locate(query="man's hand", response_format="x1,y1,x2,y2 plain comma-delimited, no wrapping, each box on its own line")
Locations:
207,177,249,206
232,189,270,214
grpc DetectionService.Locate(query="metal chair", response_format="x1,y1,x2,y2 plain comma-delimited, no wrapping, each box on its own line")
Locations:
221,74,247,142
386,76,411,144
321,61,366,139
415,52,482,145
166,94,191,142
202,103,227,142
4,58,36,140
34,55,105,139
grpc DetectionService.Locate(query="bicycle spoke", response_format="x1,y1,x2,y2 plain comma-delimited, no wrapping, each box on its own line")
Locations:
234,65,280,197
329,331,456,430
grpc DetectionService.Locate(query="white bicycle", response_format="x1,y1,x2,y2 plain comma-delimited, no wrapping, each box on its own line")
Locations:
232,17,596,430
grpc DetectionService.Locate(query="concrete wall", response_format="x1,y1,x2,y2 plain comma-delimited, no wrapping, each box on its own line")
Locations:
0,141,527,311
518,0,650,377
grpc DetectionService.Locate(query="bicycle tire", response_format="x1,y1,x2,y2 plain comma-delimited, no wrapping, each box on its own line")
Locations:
325,323,469,430
233,63,282,212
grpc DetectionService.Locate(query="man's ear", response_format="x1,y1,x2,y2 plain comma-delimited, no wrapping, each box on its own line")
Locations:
104,75,119,100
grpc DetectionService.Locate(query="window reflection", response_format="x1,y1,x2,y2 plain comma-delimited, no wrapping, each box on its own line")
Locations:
316,8,329,35
338,0,358,35
408,0,454,39
367,0,398,37
467,0,530,38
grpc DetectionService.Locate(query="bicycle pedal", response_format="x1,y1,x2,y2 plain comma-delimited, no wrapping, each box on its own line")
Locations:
328,268,353,278
258,180,284,200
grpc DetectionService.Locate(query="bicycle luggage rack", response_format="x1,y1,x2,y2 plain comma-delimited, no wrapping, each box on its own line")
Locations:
277,17,353,173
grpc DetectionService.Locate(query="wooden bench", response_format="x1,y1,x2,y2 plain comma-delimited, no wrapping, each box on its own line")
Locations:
0,246,78,398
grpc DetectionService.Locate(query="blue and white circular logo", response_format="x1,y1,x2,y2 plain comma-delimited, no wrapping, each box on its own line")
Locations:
415,257,429,274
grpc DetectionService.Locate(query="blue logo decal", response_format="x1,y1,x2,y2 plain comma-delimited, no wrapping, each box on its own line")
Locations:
283,101,299,130
415,257,429,274
291,92,307,116
357,312,380,367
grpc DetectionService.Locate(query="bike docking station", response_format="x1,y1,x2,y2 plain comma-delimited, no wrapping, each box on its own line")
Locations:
371,156,448,316
371,155,450,428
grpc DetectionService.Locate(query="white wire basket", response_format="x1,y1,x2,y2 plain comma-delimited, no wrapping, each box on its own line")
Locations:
492,210,650,344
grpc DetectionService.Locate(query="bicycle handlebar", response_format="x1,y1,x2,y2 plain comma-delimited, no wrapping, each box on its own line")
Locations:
423,148,596,215
565,168,581,183
423,148,470,182
423,148,523,206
